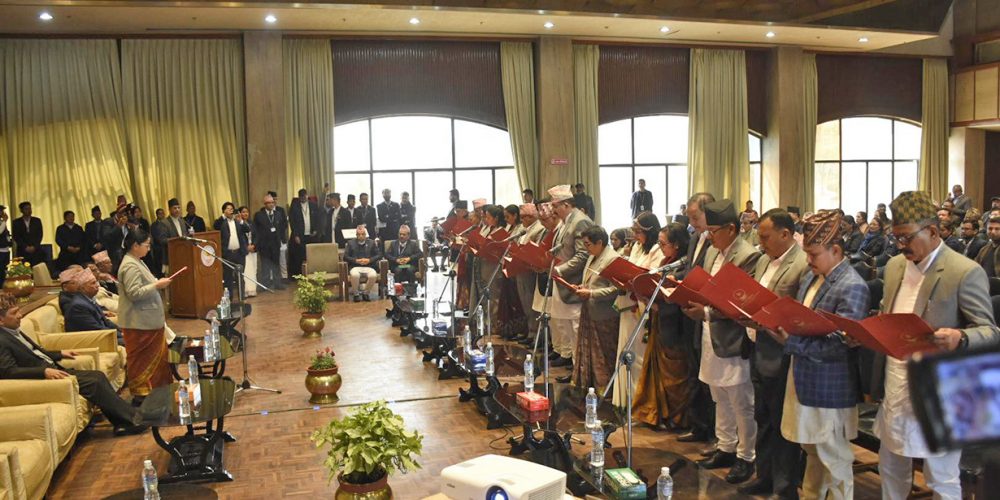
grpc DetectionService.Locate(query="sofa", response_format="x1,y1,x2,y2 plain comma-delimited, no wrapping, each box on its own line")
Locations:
0,396,65,499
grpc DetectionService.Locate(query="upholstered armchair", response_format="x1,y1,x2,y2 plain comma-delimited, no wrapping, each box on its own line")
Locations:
0,395,66,500
303,242,347,301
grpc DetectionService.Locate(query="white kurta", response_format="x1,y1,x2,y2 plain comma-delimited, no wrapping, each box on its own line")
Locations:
698,240,750,387
782,359,858,444
531,222,579,320
613,241,663,404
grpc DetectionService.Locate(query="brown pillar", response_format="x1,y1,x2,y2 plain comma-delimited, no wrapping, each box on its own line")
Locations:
243,32,287,205
535,37,576,191
763,46,808,212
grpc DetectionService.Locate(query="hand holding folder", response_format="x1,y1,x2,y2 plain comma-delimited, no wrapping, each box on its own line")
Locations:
738,296,838,336
818,311,938,359
659,266,711,306
696,263,780,320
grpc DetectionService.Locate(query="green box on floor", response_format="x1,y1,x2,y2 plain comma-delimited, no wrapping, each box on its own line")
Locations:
604,467,646,499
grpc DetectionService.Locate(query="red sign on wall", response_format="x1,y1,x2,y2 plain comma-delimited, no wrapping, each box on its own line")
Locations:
550,157,569,166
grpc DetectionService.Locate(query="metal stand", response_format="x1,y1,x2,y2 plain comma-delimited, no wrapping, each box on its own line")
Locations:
469,241,512,347
531,255,559,401
601,271,672,470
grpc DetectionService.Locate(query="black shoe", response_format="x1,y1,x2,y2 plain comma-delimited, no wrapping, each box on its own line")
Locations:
726,459,755,484
677,430,710,443
555,375,572,383
550,356,572,367
697,450,736,469
548,351,562,361
114,423,148,437
699,446,717,457
737,477,772,495
363,294,371,302
353,294,361,303
432,267,440,273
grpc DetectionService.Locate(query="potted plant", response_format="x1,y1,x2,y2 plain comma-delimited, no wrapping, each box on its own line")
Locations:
293,273,333,337
2,257,34,299
311,400,423,499
305,347,341,404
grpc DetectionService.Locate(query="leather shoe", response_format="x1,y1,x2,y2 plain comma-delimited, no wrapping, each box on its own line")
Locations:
550,357,572,368
548,351,562,361
737,477,772,495
114,423,148,437
725,459,755,484
699,446,717,457
697,450,736,469
555,375,572,383
676,430,710,443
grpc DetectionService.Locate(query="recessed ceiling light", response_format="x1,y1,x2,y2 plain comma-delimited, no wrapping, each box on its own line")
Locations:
537,10,545,15
264,14,277,24
859,36,869,43
660,26,670,33
39,12,53,21
409,17,420,25
544,21,555,29
765,31,776,38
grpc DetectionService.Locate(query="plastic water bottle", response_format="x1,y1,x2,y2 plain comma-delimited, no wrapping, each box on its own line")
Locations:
203,330,216,361
524,354,534,393
218,289,230,319
177,382,191,419
657,466,674,500
474,305,485,339
590,419,604,467
387,270,395,293
142,459,159,500
187,355,199,388
484,342,495,376
585,387,598,429
463,325,472,353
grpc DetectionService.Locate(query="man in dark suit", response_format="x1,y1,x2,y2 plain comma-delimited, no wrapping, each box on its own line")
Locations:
55,210,87,272
184,201,206,233
213,202,249,296
12,202,44,266
424,217,448,272
60,267,119,334
353,193,378,234
0,206,10,285
960,219,987,259
158,198,190,272
84,205,105,258
843,215,864,254
288,188,320,280
385,225,422,283
322,193,349,247
573,183,596,221
0,292,144,435
101,207,129,274
630,179,653,219
400,192,416,229
254,194,288,290
376,189,402,242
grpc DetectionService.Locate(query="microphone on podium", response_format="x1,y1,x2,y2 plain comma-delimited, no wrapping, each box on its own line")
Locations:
181,235,211,244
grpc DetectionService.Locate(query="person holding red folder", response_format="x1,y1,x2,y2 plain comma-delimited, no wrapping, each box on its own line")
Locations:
873,191,999,500
771,210,869,500
545,185,594,370
569,226,621,390
512,204,545,344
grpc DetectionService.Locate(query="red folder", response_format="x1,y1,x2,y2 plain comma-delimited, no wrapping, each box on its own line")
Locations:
502,247,531,278
551,274,578,290
441,216,473,238
479,229,511,263
819,312,938,359
746,296,838,336
508,241,554,272
659,266,711,306
698,263,780,320
466,228,488,254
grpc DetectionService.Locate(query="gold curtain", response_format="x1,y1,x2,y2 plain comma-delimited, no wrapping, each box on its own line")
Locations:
573,44,601,224
687,49,749,202
500,42,538,195
284,39,334,197
919,58,948,202
0,39,134,244
121,39,246,225
802,53,818,212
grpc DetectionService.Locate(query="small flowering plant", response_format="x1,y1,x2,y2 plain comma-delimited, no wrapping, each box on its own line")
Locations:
5,258,31,279
309,347,337,371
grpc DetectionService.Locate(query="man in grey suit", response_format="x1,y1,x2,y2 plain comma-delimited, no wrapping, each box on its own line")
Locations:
385,225,422,283
873,191,999,500
682,199,761,484
739,209,809,498
547,185,594,369
157,198,190,273
947,184,972,214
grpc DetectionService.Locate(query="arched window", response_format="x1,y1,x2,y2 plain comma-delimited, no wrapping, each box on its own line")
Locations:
333,116,519,234
814,117,921,218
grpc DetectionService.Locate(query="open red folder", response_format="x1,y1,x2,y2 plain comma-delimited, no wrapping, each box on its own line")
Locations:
658,266,711,306
506,240,554,273
478,229,511,263
502,246,530,278
738,296,839,336
441,216,473,238
819,311,938,359
551,274,578,290
697,263,780,320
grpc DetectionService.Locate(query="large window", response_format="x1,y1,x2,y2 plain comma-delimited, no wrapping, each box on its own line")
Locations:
333,116,519,235
597,115,762,232
814,117,920,218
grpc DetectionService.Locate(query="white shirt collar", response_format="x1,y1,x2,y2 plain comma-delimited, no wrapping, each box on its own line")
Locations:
770,243,796,266
913,240,945,274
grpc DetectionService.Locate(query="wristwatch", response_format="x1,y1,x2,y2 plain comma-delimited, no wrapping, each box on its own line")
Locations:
958,332,969,350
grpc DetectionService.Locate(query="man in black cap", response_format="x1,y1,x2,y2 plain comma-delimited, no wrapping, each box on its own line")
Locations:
682,199,761,484
446,189,461,218
84,205,104,258
0,205,10,286
786,206,802,234
12,202,44,267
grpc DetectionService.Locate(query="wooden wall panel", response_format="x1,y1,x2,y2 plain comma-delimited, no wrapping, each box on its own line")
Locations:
974,66,999,121
816,54,922,123
244,32,287,202
956,71,976,122
597,45,688,125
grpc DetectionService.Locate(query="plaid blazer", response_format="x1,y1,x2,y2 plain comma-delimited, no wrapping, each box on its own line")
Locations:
785,259,870,408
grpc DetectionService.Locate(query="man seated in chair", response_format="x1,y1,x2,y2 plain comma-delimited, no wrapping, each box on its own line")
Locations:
424,217,448,272
386,225,422,283
0,292,146,436
345,225,382,302
59,267,123,344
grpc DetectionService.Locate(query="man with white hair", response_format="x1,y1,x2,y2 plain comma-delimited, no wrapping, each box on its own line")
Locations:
60,267,122,343
253,194,288,290
544,185,594,369
345,225,382,302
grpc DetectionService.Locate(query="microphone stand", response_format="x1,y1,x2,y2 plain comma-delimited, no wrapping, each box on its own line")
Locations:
187,240,281,395
469,238,513,347
601,270,672,470
531,252,559,401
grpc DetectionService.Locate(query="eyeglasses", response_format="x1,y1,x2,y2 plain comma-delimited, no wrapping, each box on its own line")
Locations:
893,224,931,246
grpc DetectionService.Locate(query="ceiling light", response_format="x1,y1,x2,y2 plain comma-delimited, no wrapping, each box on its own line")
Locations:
544,21,555,29
39,12,53,21
765,31,776,38
858,36,869,43
409,17,420,25
264,14,277,24
659,26,670,33
537,10,545,15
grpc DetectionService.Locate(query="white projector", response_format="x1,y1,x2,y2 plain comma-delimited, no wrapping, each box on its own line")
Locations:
439,454,566,500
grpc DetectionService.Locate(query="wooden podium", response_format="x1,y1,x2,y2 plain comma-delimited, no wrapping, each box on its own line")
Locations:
167,231,223,318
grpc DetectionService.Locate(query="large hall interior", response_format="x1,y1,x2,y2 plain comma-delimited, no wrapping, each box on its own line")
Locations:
1,0,1000,499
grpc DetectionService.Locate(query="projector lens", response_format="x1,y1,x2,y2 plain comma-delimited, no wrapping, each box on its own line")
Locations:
486,486,508,500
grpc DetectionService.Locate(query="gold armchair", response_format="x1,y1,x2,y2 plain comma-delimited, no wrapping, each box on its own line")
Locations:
0,377,82,464
303,243,347,301
0,403,61,500
379,240,428,293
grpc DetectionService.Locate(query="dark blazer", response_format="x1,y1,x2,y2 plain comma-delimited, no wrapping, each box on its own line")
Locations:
702,237,761,358
12,216,43,253
289,200,321,239
101,223,128,272
385,239,422,271
345,238,382,270
0,327,66,379
184,214,206,233
400,202,416,228
253,208,288,250
55,224,86,262
944,235,965,254
845,230,864,254
574,193,596,220
750,244,810,378
963,235,988,260
323,207,349,247
212,217,249,257
858,233,887,258
84,219,104,255
353,205,378,233
630,190,653,218
63,292,119,332
376,201,402,240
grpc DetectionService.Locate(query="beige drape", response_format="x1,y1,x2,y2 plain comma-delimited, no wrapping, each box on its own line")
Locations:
919,58,948,202
500,42,537,195
0,39,133,244
573,44,601,224
802,53,818,212
687,49,749,202
121,39,246,225
284,39,334,197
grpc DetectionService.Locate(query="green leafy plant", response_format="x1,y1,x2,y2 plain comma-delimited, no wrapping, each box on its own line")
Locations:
5,258,31,279
309,347,337,370
311,400,423,485
293,273,332,314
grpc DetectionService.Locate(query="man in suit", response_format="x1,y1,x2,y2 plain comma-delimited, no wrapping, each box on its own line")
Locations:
12,201,44,267
960,219,987,259
681,199,761,484
253,195,288,290
385,225,422,283
843,215,864,254
102,206,129,274
630,179,653,219
0,292,145,435
345,225,382,302
84,205,105,258
353,193,378,234
975,216,1000,277
377,189,402,242
60,267,120,336
183,201,206,233
573,183,596,221
0,206,10,285
521,189,535,205
55,210,87,271
874,191,999,500
773,210,869,500
981,196,1000,230
323,192,350,247
288,188,321,280
156,198,189,274
400,192,416,229
424,217,448,272
738,209,809,498
948,184,972,214
547,185,594,370
446,189,461,219
213,202,249,296
940,217,965,253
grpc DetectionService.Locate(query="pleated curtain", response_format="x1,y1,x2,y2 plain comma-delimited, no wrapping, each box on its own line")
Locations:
121,39,247,224
500,42,538,195
919,58,949,203
802,54,818,212
0,39,134,244
687,49,749,202
284,39,334,196
573,44,601,224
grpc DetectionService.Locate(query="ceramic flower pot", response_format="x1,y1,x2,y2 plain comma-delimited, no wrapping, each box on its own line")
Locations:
2,276,34,299
305,366,342,404
300,312,325,338
335,471,392,500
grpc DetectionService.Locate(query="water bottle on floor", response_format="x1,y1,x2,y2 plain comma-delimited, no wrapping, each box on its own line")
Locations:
187,355,199,388
218,289,230,319
657,466,673,500
484,342,495,376
523,354,534,393
142,459,159,500
462,325,472,354
177,382,191,419
590,420,604,467
585,387,598,429
387,270,395,293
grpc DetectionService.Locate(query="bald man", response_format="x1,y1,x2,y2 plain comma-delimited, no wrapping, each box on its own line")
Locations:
254,194,289,290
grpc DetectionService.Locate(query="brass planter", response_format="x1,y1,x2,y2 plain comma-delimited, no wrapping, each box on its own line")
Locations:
305,366,342,404
2,276,34,300
300,312,325,338
335,471,392,500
